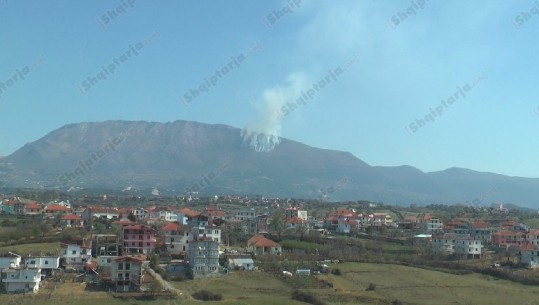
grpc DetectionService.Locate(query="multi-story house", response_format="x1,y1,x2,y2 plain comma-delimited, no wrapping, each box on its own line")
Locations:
1,267,42,293
518,243,539,268
122,224,156,256
44,204,72,216
423,217,443,233
24,203,43,216
285,207,308,221
455,236,482,258
191,226,221,244
110,256,147,292
160,222,191,255
62,214,84,228
132,207,149,221
468,221,493,243
433,234,482,258
188,240,219,279
92,234,121,257
61,239,92,271
25,256,60,277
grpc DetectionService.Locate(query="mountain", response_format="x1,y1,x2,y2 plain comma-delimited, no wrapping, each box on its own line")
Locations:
1,120,538,208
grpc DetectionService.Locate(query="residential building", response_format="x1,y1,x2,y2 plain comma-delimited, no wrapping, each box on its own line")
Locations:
226,255,254,270
432,233,482,258
62,214,84,228
468,221,493,243
110,256,147,292
61,239,92,271
161,222,191,255
92,234,121,257
518,244,539,268
188,240,220,279
191,226,221,244
285,207,308,221
122,224,156,256
24,256,60,277
423,217,443,233
247,235,282,255
0,253,22,269
44,204,72,216
1,267,41,293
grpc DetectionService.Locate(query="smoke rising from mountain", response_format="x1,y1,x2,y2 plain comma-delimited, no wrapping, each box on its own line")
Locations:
243,73,307,152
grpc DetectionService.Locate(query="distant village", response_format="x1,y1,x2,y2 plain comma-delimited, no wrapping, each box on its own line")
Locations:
0,194,538,295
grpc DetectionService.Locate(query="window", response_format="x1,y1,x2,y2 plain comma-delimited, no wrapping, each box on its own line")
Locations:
45,260,49,265
72,250,76,255
119,263,124,270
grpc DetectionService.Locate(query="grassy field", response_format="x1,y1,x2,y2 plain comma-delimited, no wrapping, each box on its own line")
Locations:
0,242,62,256
2,263,539,305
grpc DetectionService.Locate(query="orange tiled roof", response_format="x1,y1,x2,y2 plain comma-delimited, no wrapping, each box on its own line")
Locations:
161,222,180,232
62,214,82,221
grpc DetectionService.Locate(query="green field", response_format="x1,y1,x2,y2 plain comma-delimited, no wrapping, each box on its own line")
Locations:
0,242,62,256
3,262,539,305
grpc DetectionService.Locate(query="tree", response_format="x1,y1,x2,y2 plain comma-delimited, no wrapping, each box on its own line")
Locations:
270,210,285,240
127,212,137,222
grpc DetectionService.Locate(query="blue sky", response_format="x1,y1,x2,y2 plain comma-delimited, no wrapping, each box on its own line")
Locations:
1,0,539,177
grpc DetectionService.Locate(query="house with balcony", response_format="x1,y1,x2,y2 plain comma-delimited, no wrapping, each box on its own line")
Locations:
122,224,156,256
110,256,148,292
188,240,219,279
518,243,539,268
44,204,72,216
24,256,60,277
61,239,92,271
432,233,482,258
1,267,42,293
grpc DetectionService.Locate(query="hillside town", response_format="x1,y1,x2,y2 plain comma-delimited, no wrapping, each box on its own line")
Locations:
1,193,539,296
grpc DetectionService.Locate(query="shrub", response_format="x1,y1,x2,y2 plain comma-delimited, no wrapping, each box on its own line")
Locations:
291,290,326,305
392,299,404,305
331,268,341,276
192,290,223,301
366,283,376,291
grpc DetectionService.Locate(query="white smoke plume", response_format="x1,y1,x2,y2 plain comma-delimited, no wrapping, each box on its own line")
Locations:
243,73,307,152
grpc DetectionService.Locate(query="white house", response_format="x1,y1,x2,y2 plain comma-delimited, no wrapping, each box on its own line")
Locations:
0,253,22,269
454,236,482,258
1,267,42,293
432,233,457,255
25,256,60,277
132,207,149,221
110,256,147,292
62,240,92,271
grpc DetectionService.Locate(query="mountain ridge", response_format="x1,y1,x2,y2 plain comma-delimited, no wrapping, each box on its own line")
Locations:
1,120,538,208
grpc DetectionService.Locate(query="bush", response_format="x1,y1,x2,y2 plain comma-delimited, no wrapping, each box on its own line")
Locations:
291,290,326,305
366,283,376,291
192,290,223,301
330,268,341,276
392,299,404,305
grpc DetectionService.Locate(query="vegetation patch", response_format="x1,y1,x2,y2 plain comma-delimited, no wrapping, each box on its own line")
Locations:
291,289,326,305
192,290,223,301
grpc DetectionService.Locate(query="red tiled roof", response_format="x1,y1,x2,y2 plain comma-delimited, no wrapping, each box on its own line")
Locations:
286,216,304,224
519,243,536,251
62,214,82,221
161,222,180,232
180,208,200,218
248,235,281,248
46,204,71,212
471,221,490,229
26,203,42,210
